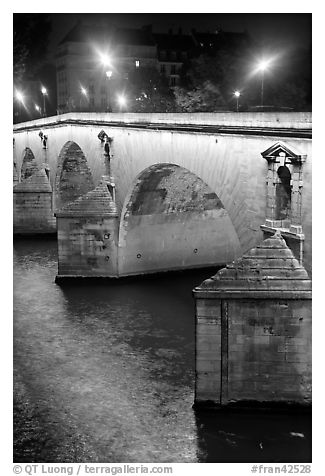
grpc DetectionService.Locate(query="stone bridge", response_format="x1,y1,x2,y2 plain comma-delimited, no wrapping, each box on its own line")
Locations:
13,112,312,277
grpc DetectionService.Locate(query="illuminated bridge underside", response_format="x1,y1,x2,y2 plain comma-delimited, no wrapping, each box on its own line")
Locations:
118,164,241,276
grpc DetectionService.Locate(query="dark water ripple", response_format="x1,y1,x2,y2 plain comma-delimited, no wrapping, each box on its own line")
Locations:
13,238,311,463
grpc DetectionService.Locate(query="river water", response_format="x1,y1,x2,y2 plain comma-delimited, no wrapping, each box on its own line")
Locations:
13,238,311,463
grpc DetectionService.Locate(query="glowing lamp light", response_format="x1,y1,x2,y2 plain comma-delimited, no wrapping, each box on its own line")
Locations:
233,90,241,112
257,59,271,72
100,54,112,67
81,87,87,96
16,91,24,102
106,70,113,79
35,104,41,112
41,87,47,95
117,95,127,107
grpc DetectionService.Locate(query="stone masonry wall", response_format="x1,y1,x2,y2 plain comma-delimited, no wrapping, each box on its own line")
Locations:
194,233,312,407
227,299,311,404
57,217,119,277
56,182,119,278
13,169,56,234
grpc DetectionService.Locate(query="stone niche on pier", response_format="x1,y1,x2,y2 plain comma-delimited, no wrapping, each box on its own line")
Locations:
55,181,119,279
13,168,56,234
193,232,311,409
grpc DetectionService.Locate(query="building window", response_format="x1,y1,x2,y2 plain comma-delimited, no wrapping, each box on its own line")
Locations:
170,77,176,87
170,64,176,75
160,64,166,74
135,60,140,68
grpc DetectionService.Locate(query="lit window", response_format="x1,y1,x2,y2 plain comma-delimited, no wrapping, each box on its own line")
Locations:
135,60,140,68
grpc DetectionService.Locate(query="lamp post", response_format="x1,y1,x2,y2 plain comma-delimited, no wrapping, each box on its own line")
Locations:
80,86,87,111
41,86,47,117
105,70,113,112
234,90,241,112
256,60,271,108
35,104,41,117
100,54,113,112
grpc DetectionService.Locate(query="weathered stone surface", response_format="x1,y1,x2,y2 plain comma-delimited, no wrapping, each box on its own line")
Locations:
55,182,118,217
193,232,312,408
13,169,56,234
20,147,39,181
195,231,311,297
14,168,52,193
55,141,95,210
118,164,242,276
55,181,119,278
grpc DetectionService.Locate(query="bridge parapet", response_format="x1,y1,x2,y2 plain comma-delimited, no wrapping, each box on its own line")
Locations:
13,112,312,137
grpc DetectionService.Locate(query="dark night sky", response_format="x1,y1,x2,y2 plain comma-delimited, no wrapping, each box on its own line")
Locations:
48,13,311,59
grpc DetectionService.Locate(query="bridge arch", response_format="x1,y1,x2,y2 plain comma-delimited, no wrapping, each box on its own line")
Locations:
55,141,95,210
117,163,242,276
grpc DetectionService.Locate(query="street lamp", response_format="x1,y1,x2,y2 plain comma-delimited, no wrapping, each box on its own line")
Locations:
80,86,87,111
100,53,113,112
117,94,127,110
256,59,271,108
35,104,41,116
41,86,47,117
105,70,113,112
15,90,24,121
234,90,241,112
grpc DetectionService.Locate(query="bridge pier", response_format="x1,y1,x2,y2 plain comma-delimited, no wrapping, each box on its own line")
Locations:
193,232,311,409
13,168,56,234
55,181,119,279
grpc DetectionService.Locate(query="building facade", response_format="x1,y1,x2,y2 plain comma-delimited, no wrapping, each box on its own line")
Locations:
56,23,198,113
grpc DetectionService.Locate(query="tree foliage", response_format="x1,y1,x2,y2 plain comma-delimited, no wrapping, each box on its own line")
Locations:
174,81,226,112
175,40,311,112
175,46,251,112
125,66,176,112
13,14,52,84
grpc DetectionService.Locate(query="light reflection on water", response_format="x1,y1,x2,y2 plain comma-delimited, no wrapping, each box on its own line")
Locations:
13,238,311,463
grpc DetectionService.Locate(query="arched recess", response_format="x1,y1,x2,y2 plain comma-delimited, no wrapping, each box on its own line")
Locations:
118,163,242,276
55,141,95,210
20,147,39,181
276,165,292,221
